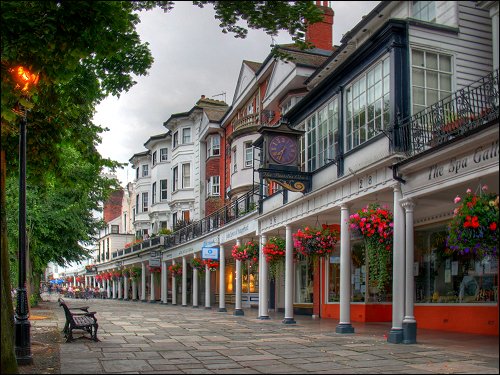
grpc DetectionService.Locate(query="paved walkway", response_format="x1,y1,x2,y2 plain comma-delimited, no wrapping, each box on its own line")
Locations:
38,294,498,374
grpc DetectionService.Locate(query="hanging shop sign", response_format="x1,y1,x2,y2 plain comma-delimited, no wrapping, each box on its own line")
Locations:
201,247,219,260
149,250,161,267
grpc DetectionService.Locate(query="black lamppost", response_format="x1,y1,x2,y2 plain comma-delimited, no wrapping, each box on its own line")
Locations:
10,66,39,365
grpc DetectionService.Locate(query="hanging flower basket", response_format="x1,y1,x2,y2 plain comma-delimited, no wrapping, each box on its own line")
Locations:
147,265,161,273
75,276,83,283
349,203,394,291
95,274,103,283
293,224,339,259
446,185,499,258
190,258,205,273
129,266,141,281
122,268,130,278
232,240,259,275
168,263,182,280
204,260,219,271
112,270,122,281
263,236,286,279
66,276,74,283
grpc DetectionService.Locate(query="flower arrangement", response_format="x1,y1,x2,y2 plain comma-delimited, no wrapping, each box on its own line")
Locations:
231,240,259,262
124,239,142,249
129,266,141,281
75,276,83,283
263,236,286,279
349,203,394,291
446,185,499,258
168,263,182,279
122,268,130,278
112,270,122,280
66,276,74,283
95,274,103,283
204,260,219,271
147,265,161,273
293,224,339,259
190,258,205,273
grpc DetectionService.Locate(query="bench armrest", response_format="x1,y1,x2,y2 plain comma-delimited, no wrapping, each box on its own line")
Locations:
68,306,89,311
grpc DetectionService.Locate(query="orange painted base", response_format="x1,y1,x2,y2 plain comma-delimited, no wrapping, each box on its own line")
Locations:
414,304,499,336
320,302,499,335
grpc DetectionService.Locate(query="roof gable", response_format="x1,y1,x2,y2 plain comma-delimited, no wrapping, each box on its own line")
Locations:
232,60,261,105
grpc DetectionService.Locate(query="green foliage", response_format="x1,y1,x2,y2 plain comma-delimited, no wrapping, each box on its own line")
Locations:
29,293,40,308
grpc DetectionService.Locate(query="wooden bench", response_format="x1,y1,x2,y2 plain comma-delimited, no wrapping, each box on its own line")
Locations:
58,298,99,342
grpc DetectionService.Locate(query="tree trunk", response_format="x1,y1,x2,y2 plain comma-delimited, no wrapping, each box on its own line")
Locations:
1,150,19,374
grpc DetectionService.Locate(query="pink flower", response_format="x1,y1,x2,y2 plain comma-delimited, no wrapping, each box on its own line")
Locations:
482,185,488,191
454,195,461,204
466,188,472,194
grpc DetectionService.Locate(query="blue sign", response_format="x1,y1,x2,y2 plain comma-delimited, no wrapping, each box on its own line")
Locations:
202,247,219,260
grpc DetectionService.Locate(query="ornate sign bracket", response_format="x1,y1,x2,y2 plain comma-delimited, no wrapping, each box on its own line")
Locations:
258,168,312,193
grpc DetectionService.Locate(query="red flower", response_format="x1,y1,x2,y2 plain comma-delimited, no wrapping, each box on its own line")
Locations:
490,222,497,231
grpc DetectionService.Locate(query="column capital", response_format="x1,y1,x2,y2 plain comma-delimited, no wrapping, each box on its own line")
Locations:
392,182,402,192
340,202,352,210
400,198,415,211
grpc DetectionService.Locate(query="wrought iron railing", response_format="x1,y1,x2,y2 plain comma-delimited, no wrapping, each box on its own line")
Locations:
165,187,259,247
396,69,498,157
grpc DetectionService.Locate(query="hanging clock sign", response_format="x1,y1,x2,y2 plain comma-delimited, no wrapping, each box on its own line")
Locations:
254,119,311,193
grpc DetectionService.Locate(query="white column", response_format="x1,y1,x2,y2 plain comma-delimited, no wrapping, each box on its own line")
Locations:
112,279,117,299
336,203,354,333
388,183,405,344
402,199,417,344
234,239,244,315
93,276,96,288
193,255,199,308
106,279,111,298
259,234,269,319
123,274,129,300
205,262,211,309
150,272,156,302
218,244,226,312
182,256,187,307
161,260,168,304
118,278,122,299
172,260,177,305
283,225,295,324
132,279,138,300
141,261,147,301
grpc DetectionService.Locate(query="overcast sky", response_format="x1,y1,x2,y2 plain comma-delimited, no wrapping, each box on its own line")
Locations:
93,1,380,186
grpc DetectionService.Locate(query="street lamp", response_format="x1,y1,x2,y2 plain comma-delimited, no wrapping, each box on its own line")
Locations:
10,65,39,365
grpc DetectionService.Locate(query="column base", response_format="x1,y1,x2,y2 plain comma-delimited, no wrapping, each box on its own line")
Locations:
204,307,212,310
141,299,148,303
282,317,296,324
403,321,417,344
387,328,404,344
335,323,355,334
15,319,33,365
149,300,156,303
193,305,199,308
233,309,244,316
258,316,270,320
218,307,227,312
182,304,187,307
161,302,168,305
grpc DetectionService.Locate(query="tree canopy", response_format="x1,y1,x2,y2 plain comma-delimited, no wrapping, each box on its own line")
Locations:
0,2,325,372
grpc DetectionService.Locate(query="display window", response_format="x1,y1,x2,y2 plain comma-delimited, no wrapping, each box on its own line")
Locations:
295,258,313,303
415,226,498,303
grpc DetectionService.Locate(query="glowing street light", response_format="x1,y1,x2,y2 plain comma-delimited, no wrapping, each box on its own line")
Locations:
11,65,39,365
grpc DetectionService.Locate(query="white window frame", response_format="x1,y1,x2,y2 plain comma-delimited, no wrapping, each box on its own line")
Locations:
344,55,390,152
412,1,436,23
173,131,179,148
160,148,168,162
244,142,253,168
160,179,168,200
207,175,220,196
232,147,237,173
172,166,178,191
411,48,453,115
152,151,157,166
142,192,148,212
182,127,191,144
142,164,149,177
207,135,220,158
182,163,191,188
152,182,156,205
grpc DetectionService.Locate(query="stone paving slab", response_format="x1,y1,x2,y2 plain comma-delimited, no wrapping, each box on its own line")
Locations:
39,295,499,374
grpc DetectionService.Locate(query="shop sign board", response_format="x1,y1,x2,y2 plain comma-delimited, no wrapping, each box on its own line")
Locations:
202,247,219,260
219,220,257,243
149,250,161,267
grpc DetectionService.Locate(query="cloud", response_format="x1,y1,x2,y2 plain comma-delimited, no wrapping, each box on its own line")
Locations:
93,1,380,186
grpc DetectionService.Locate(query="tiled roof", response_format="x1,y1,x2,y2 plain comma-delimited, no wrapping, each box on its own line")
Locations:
204,107,228,122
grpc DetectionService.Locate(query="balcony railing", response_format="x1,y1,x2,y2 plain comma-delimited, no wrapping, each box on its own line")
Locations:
233,113,260,132
396,69,498,158
108,187,260,261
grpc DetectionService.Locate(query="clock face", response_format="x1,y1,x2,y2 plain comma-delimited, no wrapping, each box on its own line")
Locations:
268,135,298,165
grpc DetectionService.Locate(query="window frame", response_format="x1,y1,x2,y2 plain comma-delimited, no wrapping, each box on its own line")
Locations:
160,148,168,162
160,179,168,200
142,192,148,212
142,164,149,177
152,182,157,205
182,127,192,144
244,142,253,168
182,163,191,188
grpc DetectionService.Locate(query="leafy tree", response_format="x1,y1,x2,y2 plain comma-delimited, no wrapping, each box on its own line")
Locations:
1,2,324,371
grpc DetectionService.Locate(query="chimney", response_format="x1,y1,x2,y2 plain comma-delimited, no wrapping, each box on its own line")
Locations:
201,95,205,99
305,1,334,50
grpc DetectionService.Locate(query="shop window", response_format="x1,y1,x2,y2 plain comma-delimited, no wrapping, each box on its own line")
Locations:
415,227,498,303
294,258,313,303
327,252,341,302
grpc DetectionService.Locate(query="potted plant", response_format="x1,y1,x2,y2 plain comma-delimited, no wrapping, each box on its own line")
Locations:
262,236,286,279
447,185,499,259
293,224,339,260
349,203,394,292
